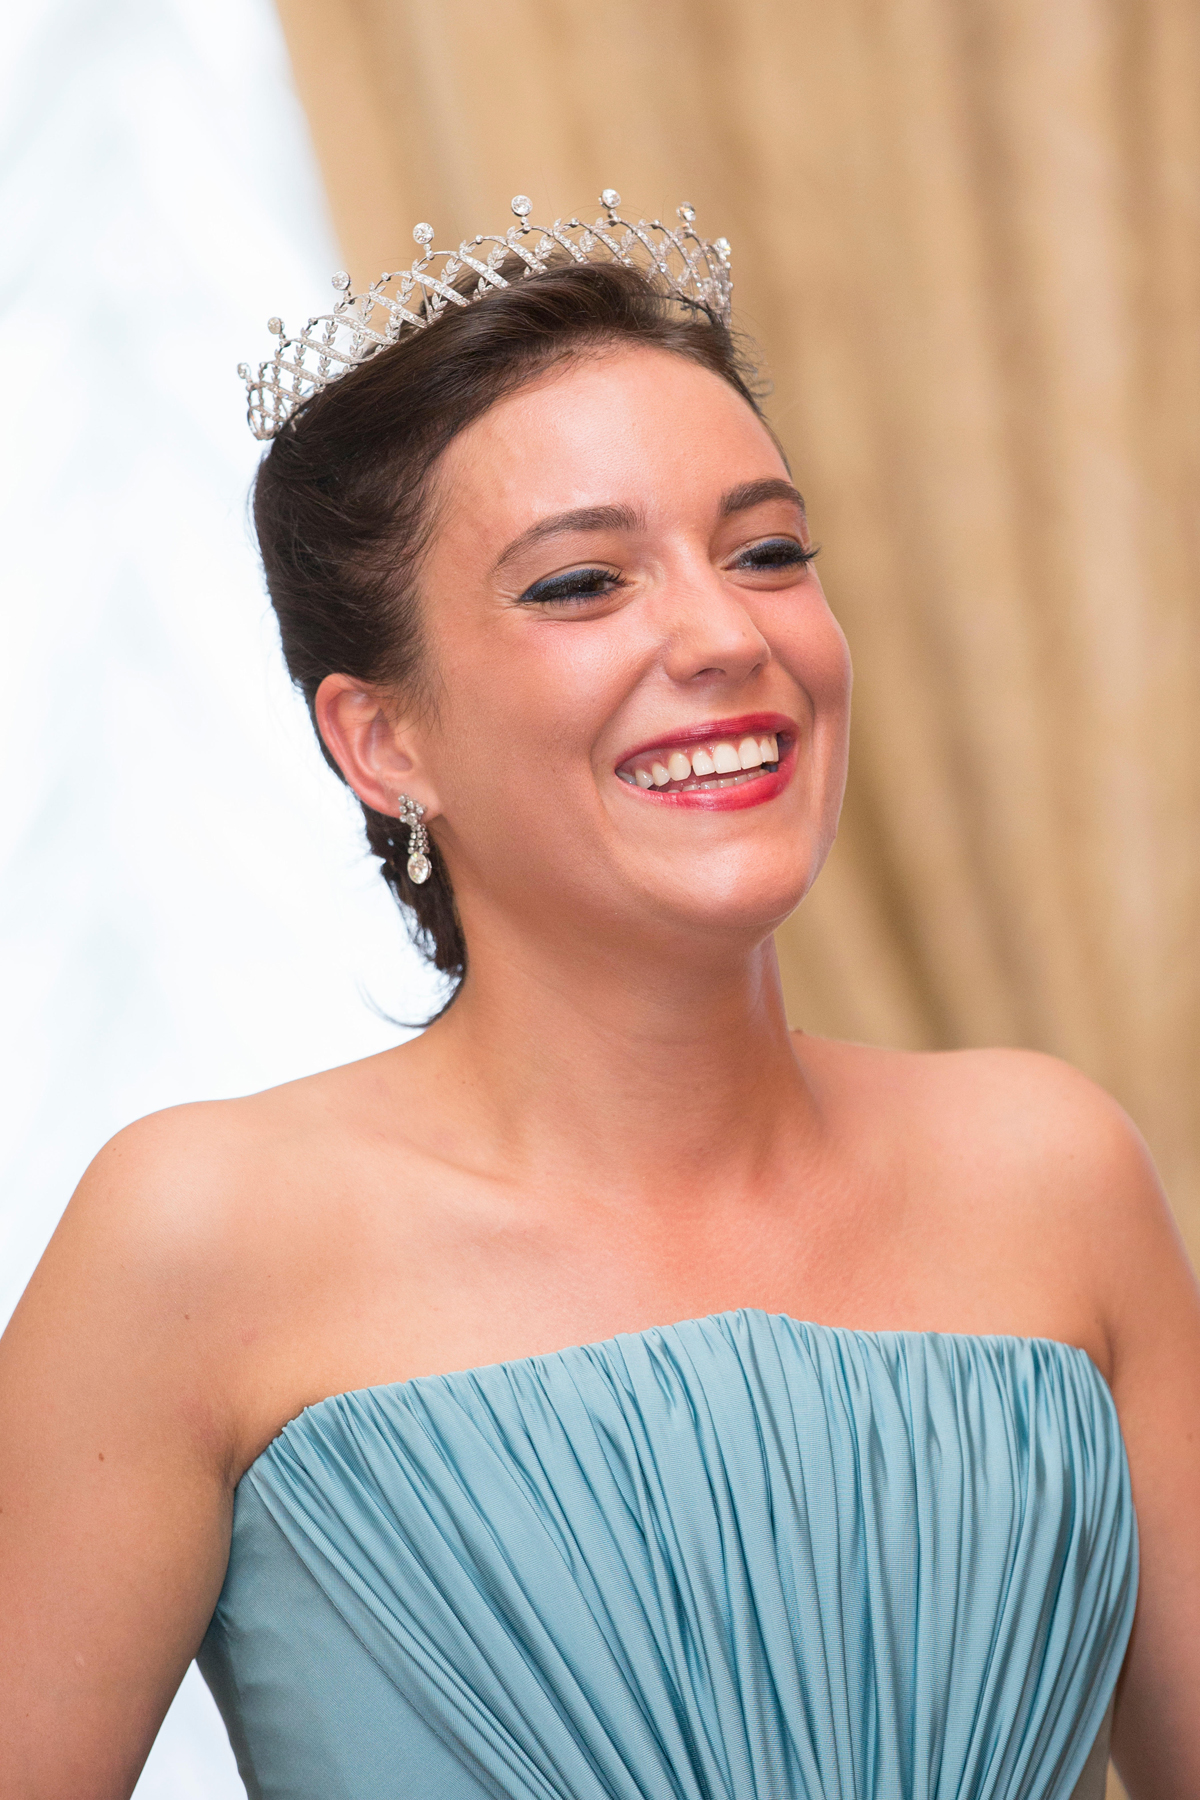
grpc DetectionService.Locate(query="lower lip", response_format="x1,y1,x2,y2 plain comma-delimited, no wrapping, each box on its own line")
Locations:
617,738,796,812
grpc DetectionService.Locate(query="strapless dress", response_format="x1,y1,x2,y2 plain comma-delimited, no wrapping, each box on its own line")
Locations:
199,1309,1136,1799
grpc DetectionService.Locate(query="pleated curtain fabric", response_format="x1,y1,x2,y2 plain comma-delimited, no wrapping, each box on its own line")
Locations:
273,0,1200,1272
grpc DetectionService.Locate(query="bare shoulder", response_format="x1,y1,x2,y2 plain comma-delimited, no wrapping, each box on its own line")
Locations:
4,1049,416,1469
905,1041,1157,1192
802,1032,1155,1194
46,1079,332,1301
796,1034,1190,1365
58,1044,409,1257
805,1022,1151,1159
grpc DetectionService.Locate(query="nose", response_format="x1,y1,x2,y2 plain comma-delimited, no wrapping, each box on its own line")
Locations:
659,564,772,688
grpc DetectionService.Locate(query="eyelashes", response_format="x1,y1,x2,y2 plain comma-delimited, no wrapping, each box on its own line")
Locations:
515,537,819,607
731,537,820,572
516,567,625,607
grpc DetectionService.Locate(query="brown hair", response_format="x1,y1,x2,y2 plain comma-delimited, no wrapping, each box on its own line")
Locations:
252,258,764,1005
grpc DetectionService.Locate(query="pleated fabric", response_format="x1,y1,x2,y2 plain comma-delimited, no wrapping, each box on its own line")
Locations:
199,1311,1136,1800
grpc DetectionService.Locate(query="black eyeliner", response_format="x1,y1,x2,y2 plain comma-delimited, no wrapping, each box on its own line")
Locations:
517,567,622,606
734,537,819,569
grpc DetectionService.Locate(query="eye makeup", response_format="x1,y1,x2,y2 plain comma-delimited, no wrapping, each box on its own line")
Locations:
514,536,817,608
729,537,819,573
516,567,626,607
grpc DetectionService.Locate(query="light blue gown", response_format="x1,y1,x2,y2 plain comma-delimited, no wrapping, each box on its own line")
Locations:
199,1310,1136,1799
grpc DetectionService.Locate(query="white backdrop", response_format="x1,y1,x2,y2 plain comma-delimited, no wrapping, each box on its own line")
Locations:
0,1,442,1790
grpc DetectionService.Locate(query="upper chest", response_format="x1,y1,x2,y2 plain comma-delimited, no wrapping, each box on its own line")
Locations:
224,1116,1109,1475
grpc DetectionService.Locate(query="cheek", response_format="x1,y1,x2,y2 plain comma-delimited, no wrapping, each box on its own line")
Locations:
772,593,852,726
440,609,636,764
425,612,626,828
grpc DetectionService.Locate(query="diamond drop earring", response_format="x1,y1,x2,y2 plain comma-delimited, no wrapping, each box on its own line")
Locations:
397,795,431,884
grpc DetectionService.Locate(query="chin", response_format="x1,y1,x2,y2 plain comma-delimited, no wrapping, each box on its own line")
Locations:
637,839,825,947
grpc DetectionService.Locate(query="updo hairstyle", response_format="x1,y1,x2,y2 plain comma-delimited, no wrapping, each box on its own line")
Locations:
253,257,764,1004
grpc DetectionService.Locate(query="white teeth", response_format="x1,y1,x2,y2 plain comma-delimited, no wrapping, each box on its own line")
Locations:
618,730,784,790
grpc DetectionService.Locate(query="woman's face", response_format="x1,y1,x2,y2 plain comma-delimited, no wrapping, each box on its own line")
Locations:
398,345,851,960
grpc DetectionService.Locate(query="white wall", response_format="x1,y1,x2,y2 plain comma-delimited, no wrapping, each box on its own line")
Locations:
0,2,443,1790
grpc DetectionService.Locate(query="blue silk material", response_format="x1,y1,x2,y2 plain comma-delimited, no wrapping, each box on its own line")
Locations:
199,1310,1136,1799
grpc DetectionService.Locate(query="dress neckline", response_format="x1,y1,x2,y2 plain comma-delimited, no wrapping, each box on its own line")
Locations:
251,1307,1103,1481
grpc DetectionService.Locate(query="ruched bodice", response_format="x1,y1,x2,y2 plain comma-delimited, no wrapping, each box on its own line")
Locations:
199,1310,1136,1799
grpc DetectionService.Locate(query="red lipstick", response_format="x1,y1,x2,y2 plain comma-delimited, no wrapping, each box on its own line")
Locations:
614,712,797,813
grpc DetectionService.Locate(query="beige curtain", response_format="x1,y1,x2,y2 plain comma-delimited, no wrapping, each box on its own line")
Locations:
275,0,1200,1275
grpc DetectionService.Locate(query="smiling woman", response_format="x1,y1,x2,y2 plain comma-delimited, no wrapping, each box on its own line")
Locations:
253,254,838,996
1,205,1198,1800
308,321,852,1008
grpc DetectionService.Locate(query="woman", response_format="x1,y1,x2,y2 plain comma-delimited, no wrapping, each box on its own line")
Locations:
1,197,1197,1800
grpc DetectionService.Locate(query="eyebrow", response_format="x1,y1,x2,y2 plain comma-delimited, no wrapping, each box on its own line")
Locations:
492,504,644,575
491,479,807,578
719,477,807,518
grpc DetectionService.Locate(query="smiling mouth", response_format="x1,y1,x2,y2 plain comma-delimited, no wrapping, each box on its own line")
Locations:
616,731,781,795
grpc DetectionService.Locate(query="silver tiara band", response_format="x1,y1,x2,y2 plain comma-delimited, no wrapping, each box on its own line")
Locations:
237,191,733,441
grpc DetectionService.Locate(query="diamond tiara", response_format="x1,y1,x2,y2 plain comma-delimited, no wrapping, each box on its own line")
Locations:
237,191,733,441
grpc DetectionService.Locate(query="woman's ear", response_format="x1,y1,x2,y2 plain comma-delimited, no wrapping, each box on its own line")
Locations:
314,674,441,818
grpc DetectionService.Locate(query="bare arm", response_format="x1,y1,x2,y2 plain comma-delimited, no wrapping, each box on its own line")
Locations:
1098,1115,1200,1796
907,1045,1200,1796
0,1114,242,1800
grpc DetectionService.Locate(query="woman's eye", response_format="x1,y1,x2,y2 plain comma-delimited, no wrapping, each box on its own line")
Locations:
517,567,624,607
732,537,819,573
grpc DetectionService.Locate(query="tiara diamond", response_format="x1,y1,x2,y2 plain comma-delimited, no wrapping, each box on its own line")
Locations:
239,191,734,441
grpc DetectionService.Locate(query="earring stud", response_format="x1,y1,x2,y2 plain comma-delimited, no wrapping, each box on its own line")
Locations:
397,795,431,884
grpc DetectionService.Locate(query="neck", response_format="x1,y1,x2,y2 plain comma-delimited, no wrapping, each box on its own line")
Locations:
409,909,824,1204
